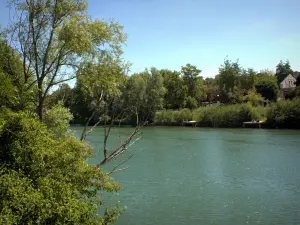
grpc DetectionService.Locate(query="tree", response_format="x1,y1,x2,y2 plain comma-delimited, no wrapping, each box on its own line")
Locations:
295,74,300,86
122,68,166,123
160,69,187,109
275,60,293,84
218,59,241,93
5,0,126,120
181,64,206,107
0,111,124,224
123,73,147,121
203,77,219,103
43,102,73,138
146,68,166,114
255,77,279,101
0,40,34,110
238,68,257,92
242,89,264,106
45,83,73,109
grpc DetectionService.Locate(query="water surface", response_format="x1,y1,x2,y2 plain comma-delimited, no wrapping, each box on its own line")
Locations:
73,127,300,225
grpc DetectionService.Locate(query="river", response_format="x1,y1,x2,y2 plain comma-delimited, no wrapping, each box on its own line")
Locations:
73,126,300,225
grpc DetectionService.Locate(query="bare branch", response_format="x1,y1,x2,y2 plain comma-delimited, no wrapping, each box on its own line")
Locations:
80,111,96,141
108,166,130,175
98,119,147,166
108,155,133,175
80,91,104,141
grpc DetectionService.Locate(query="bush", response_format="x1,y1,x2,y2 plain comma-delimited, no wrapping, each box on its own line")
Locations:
155,104,261,127
255,79,279,101
195,104,259,128
266,98,300,128
43,102,73,138
285,87,300,100
154,109,192,125
0,112,123,224
185,96,198,109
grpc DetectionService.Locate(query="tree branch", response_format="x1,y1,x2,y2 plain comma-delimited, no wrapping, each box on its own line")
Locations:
98,119,147,166
108,155,133,175
80,90,104,141
48,76,77,87
108,166,130,175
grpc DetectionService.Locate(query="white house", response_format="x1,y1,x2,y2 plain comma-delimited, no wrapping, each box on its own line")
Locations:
280,74,296,89
280,74,297,98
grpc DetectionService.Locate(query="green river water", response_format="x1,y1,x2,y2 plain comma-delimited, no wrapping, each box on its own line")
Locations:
73,126,300,225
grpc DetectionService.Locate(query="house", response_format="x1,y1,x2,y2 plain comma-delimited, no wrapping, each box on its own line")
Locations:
280,74,297,97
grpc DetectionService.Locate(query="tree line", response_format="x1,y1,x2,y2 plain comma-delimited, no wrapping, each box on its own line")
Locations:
45,59,300,125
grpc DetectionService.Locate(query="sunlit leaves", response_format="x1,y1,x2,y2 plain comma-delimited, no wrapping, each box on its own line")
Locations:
0,112,123,224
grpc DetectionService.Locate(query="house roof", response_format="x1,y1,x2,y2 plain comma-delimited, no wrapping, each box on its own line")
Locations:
280,74,296,84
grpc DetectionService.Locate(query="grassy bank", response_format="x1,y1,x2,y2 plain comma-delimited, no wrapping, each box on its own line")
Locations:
154,104,262,128
155,98,300,129
265,98,300,129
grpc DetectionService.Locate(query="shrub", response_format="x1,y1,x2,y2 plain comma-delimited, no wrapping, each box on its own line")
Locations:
0,112,123,224
242,89,264,106
43,102,73,138
185,96,198,109
154,108,192,125
155,104,261,127
266,98,300,128
197,104,259,128
255,79,279,101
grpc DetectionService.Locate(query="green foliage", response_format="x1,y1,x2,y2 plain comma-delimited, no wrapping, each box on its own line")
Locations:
45,84,73,109
242,89,264,106
161,69,187,109
266,98,300,129
155,104,260,128
284,87,300,100
196,104,259,127
154,108,192,124
185,96,198,109
0,111,123,224
255,77,279,101
218,59,241,93
6,0,127,120
43,103,73,138
275,60,293,84
238,68,257,91
181,64,206,106
0,40,34,111
203,78,219,103
124,68,166,122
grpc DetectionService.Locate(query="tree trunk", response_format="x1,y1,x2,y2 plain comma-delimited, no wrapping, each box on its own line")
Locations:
37,82,44,121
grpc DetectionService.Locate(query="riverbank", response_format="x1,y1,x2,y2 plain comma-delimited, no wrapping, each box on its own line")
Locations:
154,98,300,129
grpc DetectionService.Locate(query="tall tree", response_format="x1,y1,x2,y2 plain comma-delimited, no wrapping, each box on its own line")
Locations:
238,68,257,92
0,40,34,110
203,77,219,103
181,64,203,97
160,69,187,109
275,60,293,84
218,59,241,93
123,68,166,122
217,59,242,103
5,0,126,120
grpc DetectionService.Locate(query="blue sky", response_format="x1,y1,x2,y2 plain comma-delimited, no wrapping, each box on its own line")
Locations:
1,0,299,77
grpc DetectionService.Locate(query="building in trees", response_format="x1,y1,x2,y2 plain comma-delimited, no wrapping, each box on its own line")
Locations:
279,74,297,98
